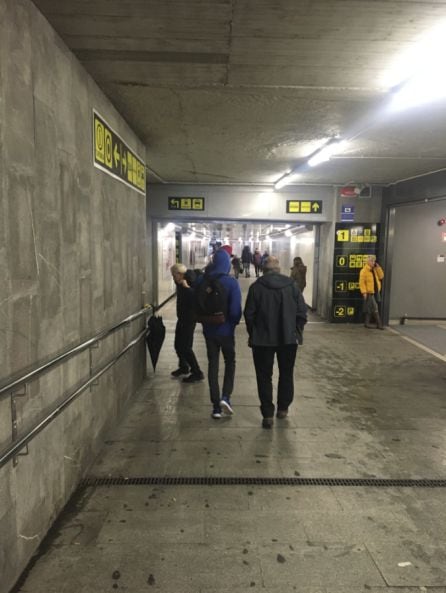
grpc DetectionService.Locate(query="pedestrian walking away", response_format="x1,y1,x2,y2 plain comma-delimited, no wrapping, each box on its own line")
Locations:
244,256,307,429
231,253,241,279
170,264,204,383
241,245,252,278
359,255,384,330
253,248,262,277
196,249,242,418
290,256,307,293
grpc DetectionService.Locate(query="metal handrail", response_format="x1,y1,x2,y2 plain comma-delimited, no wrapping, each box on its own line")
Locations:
0,328,147,468
0,306,153,399
155,292,176,311
0,293,177,469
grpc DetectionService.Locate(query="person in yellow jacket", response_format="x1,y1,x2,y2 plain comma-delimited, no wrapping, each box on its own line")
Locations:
359,255,384,329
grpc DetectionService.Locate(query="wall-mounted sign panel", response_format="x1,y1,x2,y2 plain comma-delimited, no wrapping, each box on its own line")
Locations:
168,197,205,211
331,222,380,323
341,205,355,221
286,200,322,214
93,110,146,195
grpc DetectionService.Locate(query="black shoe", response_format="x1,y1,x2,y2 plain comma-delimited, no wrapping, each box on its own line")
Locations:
262,417,273,429
276,409,288,419
182,372,205,383
171,368,189,378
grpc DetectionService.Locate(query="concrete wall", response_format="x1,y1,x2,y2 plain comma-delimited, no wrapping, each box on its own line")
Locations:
382,172,446,321
0,1,148,591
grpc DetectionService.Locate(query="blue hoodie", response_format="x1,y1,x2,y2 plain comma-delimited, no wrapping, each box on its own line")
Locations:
200,250,242,337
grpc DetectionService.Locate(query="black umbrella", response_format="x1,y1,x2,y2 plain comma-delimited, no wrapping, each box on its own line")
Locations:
146,315,166,371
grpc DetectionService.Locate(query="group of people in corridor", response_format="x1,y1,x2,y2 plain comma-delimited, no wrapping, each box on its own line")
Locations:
169,248,384,428
169,248,307,428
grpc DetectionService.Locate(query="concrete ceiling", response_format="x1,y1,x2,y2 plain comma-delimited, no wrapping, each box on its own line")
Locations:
33,0,446,186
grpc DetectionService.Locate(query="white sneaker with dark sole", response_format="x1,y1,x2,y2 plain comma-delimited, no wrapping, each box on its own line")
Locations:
220,397,234,415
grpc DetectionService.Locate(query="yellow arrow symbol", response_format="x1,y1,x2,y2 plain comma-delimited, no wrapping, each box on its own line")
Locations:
311,202,320,212
122,151,127,173
113,143,120,167
170,199,180,208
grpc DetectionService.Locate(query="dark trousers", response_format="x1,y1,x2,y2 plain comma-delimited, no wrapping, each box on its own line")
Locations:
254,264,261,277
252,344,298,418
174,321,201,374
205,335,236,406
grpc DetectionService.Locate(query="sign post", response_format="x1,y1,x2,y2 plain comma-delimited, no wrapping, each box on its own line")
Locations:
331,223,380,323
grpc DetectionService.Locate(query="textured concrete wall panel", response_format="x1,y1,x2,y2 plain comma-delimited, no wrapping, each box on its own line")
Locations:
62,244,82,345
0,399,12,451
0,467,16,590
7,174,39,285
34,100,60,213
0,1,148,590
3,3,34,174
79,275,93,338
13,420,65,548
36,220,62,352
59,157,78,245
10,296,34,377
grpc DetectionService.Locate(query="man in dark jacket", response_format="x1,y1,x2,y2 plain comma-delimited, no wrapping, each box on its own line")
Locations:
241,245,252,278
244,256,307,428
198,250,242,418
170,263,204,383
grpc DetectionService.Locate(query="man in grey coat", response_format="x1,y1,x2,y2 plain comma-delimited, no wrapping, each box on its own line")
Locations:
244,256,307,428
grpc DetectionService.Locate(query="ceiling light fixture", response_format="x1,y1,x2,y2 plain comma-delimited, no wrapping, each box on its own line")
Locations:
273,138,347,189
274,172,301,191
307,139,347,167
383,22,446,110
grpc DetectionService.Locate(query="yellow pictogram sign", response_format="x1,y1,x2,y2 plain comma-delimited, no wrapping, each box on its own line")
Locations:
337,226,378,243
286,200,323,214
168,197,205,211
334,304,356,318
93,110,146,195
336,229,350,242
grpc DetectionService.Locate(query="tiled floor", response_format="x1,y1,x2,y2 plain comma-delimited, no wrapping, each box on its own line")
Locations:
15,278,446,592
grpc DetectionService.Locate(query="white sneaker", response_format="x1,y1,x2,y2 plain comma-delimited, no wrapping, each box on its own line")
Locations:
212,407,222,419
220,397,234,415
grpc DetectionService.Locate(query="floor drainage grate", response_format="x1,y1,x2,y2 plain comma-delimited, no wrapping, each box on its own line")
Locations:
80,476,446,488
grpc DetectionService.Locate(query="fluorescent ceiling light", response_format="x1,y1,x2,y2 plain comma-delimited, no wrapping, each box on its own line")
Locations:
274,172,301,191
381,22,446,90
391,71,446,111
285,229,292,237
308,140,347,167
382,21,446,110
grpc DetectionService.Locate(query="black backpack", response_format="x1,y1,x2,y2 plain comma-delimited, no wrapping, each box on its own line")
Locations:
196,274,228,325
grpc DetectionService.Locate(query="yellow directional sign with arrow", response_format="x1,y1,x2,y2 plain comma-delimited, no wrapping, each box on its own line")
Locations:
168,197,205,211
93,110,145,195
286,200,323,214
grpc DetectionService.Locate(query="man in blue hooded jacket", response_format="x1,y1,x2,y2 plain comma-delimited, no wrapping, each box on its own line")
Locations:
199,249,242,418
